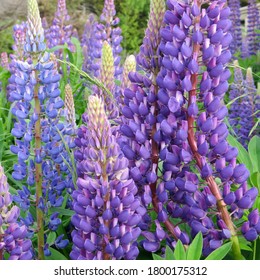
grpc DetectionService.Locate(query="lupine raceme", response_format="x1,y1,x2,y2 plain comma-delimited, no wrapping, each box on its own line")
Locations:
71,95,144,260
228,0,242,55
247,0,260,56
9,0,74,259
120,0,259,259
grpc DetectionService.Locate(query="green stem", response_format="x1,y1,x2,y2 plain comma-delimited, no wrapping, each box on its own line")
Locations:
34,71,44,260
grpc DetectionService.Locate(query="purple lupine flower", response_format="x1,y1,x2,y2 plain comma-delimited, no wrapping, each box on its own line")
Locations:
228,0,242,55
119,0,183,248
71,95,144,260
25,0,45,54
247,0,260,56
9,0,74,259
244,67,260,138
0,165,33,260
45,0,74,53
117,55,136,110
81,14,97,73
241,39,249,59
152,0,257,257
242,209,260,241
100,0,123,78
238,78,255,146
81,0,122,79
229,61,245,139
1,52,9,70
12,22,27,59
229,64,259,146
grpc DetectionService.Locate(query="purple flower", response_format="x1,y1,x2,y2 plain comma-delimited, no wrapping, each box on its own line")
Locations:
71,96,144,260
0,165,32,260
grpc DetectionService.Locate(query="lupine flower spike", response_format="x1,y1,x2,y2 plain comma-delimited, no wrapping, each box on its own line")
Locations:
0,165,32,260
9,0,72,259
228,0,242,55
154,0,258,258
247,0,260,55
71,95,144,260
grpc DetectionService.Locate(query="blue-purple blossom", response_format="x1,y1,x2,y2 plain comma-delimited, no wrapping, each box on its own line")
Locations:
9,0,74,258
247,0,260,56
228,0,242,55
0,165,33,260
71,95,144,260
81,0,122,79
45,0,75,53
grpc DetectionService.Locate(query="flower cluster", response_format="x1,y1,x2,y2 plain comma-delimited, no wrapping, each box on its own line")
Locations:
81,0,122,80
71,95,144,260
229,63,259,146
44,0,74,53
119,0,259,258
247,0,260,56
9,0,74,259
228,0,242,55
0,165,32,260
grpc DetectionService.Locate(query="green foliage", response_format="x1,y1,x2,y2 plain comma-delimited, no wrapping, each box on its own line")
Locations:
153,233,232,260
186,232,203,260
205,242,232,260
118,0,150,54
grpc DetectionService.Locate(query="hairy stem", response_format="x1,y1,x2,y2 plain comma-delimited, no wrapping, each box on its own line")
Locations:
34,71,44,260
187,46,242,261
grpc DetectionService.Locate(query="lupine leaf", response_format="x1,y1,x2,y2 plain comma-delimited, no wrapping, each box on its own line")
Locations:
165,246,175,260
47,232,57,246
205,242,232,260
173,239,186,260
186,232,203,260
152,254,164,260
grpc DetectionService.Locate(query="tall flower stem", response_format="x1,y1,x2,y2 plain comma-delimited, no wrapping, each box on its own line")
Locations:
184,0,242,260
34,76,44,260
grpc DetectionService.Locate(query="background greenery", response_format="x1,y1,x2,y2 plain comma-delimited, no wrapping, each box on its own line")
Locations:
0,0,150,56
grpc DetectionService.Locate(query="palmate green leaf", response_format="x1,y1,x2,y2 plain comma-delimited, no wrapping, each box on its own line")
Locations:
248,136,260,173
186,232,203,260
205,242,232,260
165,246,175,260
227,134,253,173
173,239,186,260
152,254,164,260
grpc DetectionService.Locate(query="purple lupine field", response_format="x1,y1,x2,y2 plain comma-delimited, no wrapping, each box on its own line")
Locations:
0,0,259,260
